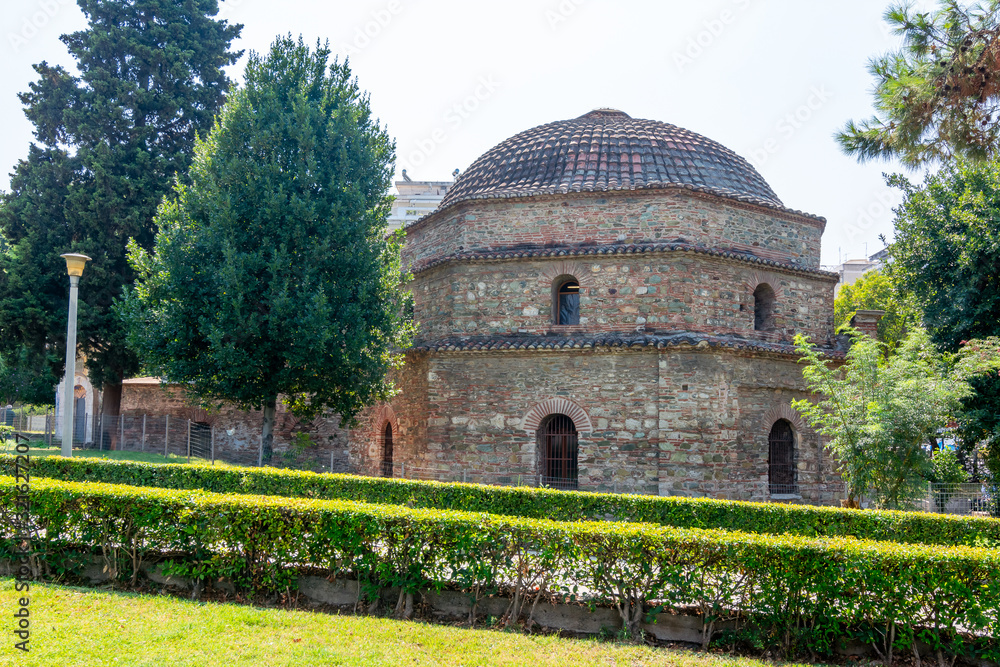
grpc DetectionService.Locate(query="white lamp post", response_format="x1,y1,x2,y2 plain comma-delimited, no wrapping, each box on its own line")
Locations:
60,253,91,457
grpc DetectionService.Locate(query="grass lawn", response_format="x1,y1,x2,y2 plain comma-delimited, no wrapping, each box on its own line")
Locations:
0,580,820,667
8,444,211,466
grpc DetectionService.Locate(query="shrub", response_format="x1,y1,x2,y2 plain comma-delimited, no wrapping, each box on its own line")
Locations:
6,454,1000,547
0,475,997,662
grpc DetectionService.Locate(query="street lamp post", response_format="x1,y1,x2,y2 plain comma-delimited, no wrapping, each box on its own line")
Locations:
60,253,91,457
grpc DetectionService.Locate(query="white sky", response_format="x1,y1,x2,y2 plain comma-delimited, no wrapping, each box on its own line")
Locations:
0,0,937,266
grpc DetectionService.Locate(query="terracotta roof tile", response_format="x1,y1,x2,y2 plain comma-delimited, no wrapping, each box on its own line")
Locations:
434,110,814,223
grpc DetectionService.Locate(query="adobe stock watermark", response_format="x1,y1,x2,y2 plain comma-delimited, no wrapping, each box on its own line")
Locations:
8,430,34,653
339,0,403,58
400,75,502,171
842,189,899,249
217,0,248,20
545,0,590,31
747,85,833,168
673,0,752,73
7,0,74,53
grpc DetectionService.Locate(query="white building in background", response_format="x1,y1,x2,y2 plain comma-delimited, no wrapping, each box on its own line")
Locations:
828,248,889,295
53,362,98,444
387,170,455,231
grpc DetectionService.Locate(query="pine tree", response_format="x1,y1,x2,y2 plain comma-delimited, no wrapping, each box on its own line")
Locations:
0,0,241,416
119,36,414,464
838,0,1000,166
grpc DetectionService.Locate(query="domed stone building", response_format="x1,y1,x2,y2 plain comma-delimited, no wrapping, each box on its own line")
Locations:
351,109,845,504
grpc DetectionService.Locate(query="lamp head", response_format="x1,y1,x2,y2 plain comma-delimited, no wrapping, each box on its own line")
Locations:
60,253,92,277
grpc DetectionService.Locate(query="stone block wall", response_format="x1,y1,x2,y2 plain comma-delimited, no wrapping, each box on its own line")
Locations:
404,190,825,270
655,350,841,504
120,382,350,471
351,347,841,503
410,253,836,343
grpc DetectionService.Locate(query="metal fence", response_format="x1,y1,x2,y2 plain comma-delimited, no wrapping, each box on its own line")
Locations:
7,412,998,511
87,414,215,463
921,482,994,516
8,414,216,463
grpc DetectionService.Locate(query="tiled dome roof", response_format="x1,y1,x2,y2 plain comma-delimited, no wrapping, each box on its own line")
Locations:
440,109,783,210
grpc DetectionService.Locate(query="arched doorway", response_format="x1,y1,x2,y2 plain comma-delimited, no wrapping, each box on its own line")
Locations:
73,385,87,443
381,422,394,478
539,414,578,490
768,419,796,495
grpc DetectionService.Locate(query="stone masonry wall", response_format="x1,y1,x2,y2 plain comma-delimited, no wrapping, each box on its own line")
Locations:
410,253,836,344
120,383,350,471
404,190,825,270
656,350,841,504
352,347,841,503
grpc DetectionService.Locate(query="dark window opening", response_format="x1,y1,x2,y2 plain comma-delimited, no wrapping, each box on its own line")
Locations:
768,419,796,495
557,279,580,325
381,423,394,478
73,395,87,443
540,414,578,490
753,283,776,331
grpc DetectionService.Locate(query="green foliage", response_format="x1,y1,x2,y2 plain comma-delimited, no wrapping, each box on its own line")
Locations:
887,161,1000,478
0,0,242,391
833,270,918,350
837,1,1000,166
0,346,58,407
118,36,413,463
792,328,1000,509
1,476,997,660
8,454,1000,547
931,447,971,484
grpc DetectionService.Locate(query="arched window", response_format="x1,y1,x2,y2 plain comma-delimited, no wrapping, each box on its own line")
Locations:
381,422,394,478
768,419,796,495
539,414,578,490
555,278,580,325
753,283,776,331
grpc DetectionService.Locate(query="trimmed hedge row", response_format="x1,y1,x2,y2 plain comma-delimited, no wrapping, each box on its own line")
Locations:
7,454,1000,547
1,476,997,661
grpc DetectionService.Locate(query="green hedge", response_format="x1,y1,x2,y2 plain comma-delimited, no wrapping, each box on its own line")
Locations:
6,454,1000,547
0,476,997,661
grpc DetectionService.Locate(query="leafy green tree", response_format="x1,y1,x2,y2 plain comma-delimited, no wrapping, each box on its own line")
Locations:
792,328,999,509
0,0,241,417
118,36,414,464
0,347,58,408
886,161,1000,477
837,0,1000,166
833,270,919,350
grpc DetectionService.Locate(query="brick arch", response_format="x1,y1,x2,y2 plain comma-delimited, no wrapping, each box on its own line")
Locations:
539,260,591,288
761,404,806,435
374,404,399,451
743,270,784,298
522,398,593,434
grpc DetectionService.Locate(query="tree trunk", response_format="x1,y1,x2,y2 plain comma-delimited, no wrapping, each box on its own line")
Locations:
101,381,122,450
102,382,122,417
260,397,276,465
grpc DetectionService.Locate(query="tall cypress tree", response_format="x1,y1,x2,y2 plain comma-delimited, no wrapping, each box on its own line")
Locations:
119,36,414,463
0,0,242,415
